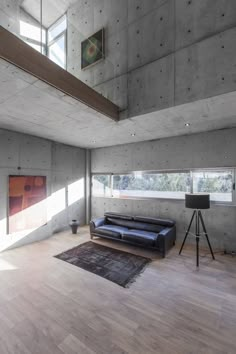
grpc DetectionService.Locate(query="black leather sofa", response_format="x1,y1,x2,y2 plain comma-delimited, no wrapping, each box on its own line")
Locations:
90,212,176,257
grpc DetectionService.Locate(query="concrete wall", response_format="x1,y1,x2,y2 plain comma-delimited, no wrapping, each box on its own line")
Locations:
67,0,236,119
0,129,86,252
0,1,44,38
91,128,236,251
0,0,20,34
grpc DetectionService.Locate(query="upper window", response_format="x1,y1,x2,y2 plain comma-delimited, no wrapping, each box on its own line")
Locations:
112,172,191,199
192,170,233,202
47,15,67,69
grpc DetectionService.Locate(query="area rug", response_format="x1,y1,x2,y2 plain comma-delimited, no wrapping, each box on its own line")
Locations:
55,241,151,287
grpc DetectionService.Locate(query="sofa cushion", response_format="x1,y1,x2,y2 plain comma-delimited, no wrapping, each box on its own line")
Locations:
104,212,133,220
106,217,163,233
122,229,158,247
95,225,128,239
134,216,175,227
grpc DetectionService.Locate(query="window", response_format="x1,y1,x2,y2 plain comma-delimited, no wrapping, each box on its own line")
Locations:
92,175,112,197
112,172,191,199
92,169,235,204
192,170,233,202
47,15,67,69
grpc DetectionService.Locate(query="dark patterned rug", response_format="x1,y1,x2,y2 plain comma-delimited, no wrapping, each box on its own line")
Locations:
55,241,151,287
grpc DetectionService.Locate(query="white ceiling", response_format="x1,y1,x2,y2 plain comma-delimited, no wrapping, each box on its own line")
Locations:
1,58,236,149
21,0,76,28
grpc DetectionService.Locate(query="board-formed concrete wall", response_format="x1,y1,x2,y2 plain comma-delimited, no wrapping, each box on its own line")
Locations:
0,129,86,251
67,0,236,119
91,128,236,251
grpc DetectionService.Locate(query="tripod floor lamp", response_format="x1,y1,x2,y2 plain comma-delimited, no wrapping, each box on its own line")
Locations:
179,193,215,267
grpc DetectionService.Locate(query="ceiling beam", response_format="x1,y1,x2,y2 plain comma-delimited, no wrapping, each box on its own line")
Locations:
0,26,119,121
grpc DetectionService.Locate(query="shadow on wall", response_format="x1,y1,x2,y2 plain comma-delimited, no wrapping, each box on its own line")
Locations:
0,178,85,252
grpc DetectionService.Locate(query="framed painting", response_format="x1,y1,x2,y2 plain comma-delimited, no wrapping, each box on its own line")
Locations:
81,28,105,69
8,175,47,234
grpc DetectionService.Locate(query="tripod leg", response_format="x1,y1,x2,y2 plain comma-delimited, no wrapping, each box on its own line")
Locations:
179,210,196,255
199,211,215,260
196,236,199,267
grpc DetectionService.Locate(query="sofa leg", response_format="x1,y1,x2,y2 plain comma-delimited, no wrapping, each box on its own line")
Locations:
161,248,166,258
90,234,94,240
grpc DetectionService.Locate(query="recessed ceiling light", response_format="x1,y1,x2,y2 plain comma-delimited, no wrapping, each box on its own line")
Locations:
185,123,190,127
131,133,136,137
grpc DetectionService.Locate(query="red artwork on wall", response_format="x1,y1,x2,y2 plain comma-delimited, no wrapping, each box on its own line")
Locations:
9,176,47,233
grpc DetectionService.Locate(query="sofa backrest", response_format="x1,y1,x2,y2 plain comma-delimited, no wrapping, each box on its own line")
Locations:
106,217,164,233
133,216,175,227
104,212,175,227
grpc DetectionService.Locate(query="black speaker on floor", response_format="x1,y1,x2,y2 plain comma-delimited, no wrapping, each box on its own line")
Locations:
179,193,215,267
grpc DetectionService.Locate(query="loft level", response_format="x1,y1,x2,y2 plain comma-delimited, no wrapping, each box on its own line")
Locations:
0,26,119,121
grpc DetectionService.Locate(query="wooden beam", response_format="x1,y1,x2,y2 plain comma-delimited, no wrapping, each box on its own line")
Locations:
0,26,119,121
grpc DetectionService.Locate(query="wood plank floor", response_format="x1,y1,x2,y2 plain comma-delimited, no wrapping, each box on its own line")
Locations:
0,227,235,354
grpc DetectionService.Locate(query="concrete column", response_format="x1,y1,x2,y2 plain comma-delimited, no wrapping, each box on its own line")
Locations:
85,149,91,224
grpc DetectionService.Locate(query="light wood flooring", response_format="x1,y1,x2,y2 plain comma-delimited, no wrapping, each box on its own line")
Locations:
0,226,235,354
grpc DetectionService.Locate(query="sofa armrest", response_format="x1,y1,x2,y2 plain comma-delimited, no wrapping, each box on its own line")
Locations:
157,226,176,258
90,217,105,233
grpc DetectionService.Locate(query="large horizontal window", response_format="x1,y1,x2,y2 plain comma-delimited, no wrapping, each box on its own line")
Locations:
112,172,191,199
92,169,235,203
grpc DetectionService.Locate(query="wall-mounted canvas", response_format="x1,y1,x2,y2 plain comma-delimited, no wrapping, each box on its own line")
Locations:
8,176,47,234
81,28,105,69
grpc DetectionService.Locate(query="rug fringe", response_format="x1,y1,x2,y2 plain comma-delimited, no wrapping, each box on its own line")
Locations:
124,261,151,288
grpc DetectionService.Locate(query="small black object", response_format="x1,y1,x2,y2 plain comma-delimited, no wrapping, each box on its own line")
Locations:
69,220,80,234
179,194,215,267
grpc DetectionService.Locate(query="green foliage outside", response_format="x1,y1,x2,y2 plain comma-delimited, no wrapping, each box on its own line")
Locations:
112,173,191,192
196,173,232,193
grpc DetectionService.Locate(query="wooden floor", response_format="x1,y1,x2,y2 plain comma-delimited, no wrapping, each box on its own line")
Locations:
0,227,235,354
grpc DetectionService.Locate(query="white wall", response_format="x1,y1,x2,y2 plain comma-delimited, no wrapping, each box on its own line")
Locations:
0,129,86,252
91,128,236,251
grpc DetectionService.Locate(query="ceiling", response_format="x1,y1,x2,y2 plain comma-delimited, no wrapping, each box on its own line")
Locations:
1,58,236,149
21,0,76,28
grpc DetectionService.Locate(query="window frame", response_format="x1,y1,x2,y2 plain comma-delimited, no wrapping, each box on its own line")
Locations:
91,168,236,205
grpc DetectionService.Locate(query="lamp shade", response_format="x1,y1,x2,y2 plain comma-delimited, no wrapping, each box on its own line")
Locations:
185,193,210,209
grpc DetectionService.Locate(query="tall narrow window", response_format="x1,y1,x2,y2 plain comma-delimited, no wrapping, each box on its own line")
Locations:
47,15,67,69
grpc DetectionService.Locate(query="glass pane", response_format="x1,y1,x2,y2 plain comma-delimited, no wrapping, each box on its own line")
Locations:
20,20,46,43
112,172,191,199
48,15,67,42
193,170,233,202
92,176,111,197
48,35,66,68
